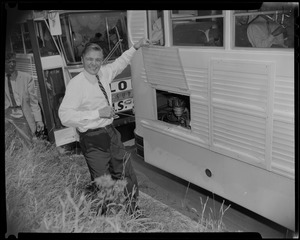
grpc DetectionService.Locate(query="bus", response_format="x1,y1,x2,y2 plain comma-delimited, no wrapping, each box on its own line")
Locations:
6,10,135,146
127,4,296,231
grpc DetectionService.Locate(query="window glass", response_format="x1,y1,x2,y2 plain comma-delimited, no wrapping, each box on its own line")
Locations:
23,23,32,53
10,24,24,53
171,10,224,47
234,2,295,48
60,11,128,64
35,21,59,56
148,10,165,46
44,68,65,129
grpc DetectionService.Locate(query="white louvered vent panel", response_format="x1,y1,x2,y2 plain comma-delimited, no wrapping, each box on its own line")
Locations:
184,67,208,99
16,58,32,74
190,97,209,144
127,11,146,45
183,66,209,143
142,47,188,90
211,59,270,166
271,120,294,179
212,107,266,163
212,70,268,110
274,76,294,113
16,57,41,103
271,74,294,178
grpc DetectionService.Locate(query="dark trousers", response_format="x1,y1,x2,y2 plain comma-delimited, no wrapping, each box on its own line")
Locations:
79,124,139,201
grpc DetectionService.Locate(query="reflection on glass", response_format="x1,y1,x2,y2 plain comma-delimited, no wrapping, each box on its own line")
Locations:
11,24,24,53
23,23,32,53
37,21,59,56
8,21,59,55
234,2,295,48
172,18,223,46
60,11,128,64
149,10,164,46
44,68,65,129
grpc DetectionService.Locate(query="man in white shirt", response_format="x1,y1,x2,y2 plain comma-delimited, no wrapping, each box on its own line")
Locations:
5,52,44,148
59,37,150,214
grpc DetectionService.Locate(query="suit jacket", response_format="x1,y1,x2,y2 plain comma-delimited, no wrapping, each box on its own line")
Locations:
5,71,42,133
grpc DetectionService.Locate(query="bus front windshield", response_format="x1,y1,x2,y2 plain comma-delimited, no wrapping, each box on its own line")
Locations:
60,11,128,64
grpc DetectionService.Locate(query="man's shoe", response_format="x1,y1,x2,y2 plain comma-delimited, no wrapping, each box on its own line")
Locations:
83,183,99,201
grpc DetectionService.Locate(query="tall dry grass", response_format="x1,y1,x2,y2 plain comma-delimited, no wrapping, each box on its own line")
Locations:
5,131,230,235
5,136,161,234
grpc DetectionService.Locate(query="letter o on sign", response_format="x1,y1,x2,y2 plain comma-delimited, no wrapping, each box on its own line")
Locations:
118,81,127,91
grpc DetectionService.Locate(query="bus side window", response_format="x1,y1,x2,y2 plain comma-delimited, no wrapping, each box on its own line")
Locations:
33,21,59,57
40,21,59,56
171,10,223,47
10,24,28,54
149,10,164,46
234,3,295,49
235,15,252,47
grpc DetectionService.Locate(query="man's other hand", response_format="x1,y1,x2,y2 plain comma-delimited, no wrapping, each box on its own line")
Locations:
98,106,115,118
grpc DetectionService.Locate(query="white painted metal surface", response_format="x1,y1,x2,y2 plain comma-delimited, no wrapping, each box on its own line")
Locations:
210,59,272,169
127,10,147,47
142,46,188,91
129,10,295,230
141,119,294,230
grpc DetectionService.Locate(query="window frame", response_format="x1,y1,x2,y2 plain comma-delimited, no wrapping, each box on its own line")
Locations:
59,11,128,66
147,10,165,46
170,10,225,48
34,20,60,57
232,8,295,50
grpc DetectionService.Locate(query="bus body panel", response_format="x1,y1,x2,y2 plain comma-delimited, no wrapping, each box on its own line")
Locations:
138,46,294,176
128,9,295,231
141,119,294,230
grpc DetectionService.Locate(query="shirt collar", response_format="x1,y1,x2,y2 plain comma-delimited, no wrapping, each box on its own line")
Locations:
83,69,103,83
6,71,17,81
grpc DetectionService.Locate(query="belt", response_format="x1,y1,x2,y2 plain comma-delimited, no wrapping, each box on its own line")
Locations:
9,106,22,109
78,124,113,135
6,106,22,113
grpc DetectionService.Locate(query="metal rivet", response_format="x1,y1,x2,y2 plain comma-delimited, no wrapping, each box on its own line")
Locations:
205,169,212,177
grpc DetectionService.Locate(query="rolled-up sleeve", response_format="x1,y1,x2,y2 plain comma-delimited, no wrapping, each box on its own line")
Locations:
106,46,136,82
58,79,99,128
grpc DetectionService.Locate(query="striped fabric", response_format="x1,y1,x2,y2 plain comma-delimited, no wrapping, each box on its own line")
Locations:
96,74,110,105
7,74,17,108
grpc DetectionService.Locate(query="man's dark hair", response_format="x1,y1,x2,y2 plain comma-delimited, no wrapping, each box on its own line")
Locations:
81,43,103,57
5,51,16,60
95,32,102,38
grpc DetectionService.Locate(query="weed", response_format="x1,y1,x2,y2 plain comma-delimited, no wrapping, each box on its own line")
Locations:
5,129,230,234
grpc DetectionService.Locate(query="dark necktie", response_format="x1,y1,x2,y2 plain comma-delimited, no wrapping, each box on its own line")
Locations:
7,74,17,108
96,74,110,105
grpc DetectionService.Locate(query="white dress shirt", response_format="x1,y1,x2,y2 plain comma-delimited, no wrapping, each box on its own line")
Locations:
59,46,136,133
5,72,24,118
5,72,22,109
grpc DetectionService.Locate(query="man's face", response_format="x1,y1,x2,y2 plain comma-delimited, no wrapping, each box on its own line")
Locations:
82,49,103,75
5,57,16,74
